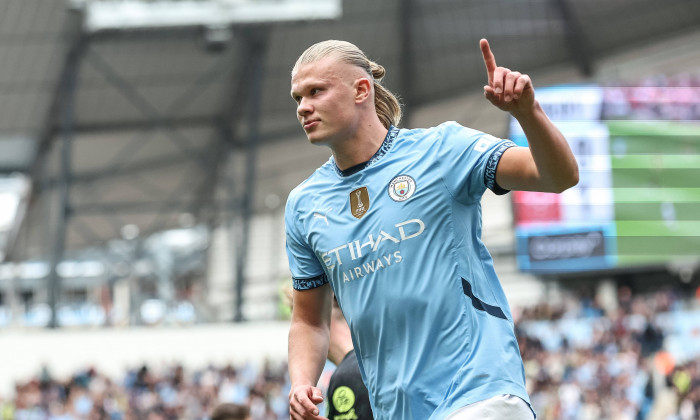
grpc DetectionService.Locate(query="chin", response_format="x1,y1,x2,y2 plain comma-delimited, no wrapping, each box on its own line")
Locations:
307,138,329,147
306,131,330,145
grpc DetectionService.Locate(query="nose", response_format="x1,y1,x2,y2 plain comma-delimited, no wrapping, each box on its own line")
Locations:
297,98,312,117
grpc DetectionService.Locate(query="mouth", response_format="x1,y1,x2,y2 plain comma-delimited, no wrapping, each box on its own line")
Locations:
303,120,319,130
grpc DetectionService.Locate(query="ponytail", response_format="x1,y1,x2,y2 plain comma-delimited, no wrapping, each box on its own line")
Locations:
293,40,402,129
368,60,402,129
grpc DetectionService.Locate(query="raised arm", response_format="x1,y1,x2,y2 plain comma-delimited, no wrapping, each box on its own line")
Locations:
288,282,333,420
480,38,579,193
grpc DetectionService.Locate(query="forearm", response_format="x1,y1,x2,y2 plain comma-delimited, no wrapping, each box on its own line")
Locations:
513,101,579,192
288,318,330,388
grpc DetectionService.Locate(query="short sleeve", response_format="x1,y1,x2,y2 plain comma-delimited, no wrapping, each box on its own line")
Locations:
284,190,328,290
436,121,517,203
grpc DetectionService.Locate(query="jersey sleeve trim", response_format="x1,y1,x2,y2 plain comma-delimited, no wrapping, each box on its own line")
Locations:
293,273,328,290
484,140,517,195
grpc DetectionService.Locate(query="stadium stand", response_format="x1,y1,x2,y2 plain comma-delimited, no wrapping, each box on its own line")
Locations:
3,286,700,419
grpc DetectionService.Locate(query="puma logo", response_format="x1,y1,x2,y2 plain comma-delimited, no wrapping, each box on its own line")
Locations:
313,207,332,225
313,212,329,225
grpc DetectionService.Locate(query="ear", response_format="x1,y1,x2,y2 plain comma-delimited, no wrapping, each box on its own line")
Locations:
354,77,373,104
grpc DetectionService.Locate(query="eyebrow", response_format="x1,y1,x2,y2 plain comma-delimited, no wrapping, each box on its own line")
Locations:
290,81,306,99
290,79,321,99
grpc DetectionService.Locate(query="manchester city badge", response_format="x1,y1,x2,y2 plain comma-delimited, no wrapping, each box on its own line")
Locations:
388,175,416,202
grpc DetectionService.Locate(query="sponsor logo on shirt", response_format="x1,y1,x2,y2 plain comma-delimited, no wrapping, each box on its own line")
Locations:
349,187,370,219
332,386,356,415
319,219,425,283
388,174,416,202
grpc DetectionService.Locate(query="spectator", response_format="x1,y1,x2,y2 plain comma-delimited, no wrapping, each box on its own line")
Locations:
5,286,700,420
211,403,250,420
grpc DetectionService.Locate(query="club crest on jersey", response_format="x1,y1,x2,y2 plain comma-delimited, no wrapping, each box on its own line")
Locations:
388,175,416,202
350,186,370,219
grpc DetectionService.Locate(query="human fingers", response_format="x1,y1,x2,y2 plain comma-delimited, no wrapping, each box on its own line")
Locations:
483,85,500,106
288,389,304,420
503,71,521,102
289,404,327,420
289,399,307,420
309,387,328,419
309,387,324,405
290,386,325,420
289,398,324,420
513,73,532,99
480,38,497,86
492,67,510,97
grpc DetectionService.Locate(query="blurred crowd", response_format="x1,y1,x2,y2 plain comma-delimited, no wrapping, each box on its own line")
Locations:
602,73,700,121
3,285,700,420
2,360,289,420
517,286,700,420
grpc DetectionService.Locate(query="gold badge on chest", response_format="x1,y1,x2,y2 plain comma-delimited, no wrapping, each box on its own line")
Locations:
349,186,370,219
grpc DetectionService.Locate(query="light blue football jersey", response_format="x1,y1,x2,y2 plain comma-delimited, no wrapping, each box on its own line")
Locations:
285,122,532,420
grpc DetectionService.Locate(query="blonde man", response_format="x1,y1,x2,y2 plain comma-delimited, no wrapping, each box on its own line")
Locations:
286,39,578,420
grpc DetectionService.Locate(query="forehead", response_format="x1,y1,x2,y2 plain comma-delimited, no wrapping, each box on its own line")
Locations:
291,57,355,91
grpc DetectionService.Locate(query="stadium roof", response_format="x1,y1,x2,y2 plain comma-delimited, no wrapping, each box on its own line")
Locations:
1,0,700,261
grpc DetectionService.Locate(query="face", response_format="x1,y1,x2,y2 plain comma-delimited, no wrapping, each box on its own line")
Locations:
291,56,364,145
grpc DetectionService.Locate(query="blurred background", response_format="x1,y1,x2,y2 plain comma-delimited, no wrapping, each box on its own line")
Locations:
0,0,699,419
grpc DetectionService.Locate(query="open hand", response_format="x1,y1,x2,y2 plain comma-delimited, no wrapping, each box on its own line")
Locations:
480,38,535,116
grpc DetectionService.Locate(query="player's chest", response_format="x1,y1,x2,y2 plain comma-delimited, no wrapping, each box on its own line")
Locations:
302,165,447,255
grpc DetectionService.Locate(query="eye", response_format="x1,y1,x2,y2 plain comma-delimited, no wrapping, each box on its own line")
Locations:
310,88,320,96
293,95,301,103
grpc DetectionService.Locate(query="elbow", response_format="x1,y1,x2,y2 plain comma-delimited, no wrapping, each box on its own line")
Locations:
568,162,580,189
551,165,579,193
571,167,580,188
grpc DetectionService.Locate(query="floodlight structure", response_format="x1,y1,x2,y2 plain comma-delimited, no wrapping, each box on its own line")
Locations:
41,0,342,327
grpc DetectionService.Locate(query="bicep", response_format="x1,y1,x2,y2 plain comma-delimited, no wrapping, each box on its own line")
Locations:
494,146,542,192
291,283,333,329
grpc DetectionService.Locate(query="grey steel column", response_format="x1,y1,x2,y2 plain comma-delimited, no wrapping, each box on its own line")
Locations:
553,0,593,76
47,37,87,329
233,29,269,322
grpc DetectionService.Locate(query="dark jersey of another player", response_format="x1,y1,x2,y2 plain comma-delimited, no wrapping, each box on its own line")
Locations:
327,350,373,420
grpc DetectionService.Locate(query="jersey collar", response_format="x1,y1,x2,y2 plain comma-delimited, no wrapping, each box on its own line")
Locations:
333,125,399,177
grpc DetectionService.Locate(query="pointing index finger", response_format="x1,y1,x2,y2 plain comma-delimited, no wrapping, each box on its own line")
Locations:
480,38,497,86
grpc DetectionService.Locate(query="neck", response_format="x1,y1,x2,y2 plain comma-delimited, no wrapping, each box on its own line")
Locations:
331,118,389,171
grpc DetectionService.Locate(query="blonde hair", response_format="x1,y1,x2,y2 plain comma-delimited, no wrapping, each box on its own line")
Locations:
293,40,402,129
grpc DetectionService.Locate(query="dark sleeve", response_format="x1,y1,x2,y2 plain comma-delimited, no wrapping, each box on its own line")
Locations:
484,140,517,195
326,351,373,420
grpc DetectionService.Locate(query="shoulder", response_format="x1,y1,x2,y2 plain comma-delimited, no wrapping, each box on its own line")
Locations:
428,122,506,155
434,121,496,142
336,350,358,368
398,122,487,145
285,159,334,212
387,123,454,154
399,121,460,137
331,351,362,382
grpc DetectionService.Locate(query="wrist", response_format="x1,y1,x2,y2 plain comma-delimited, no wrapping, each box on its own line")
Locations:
291,381,315,390
510,99,542,121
